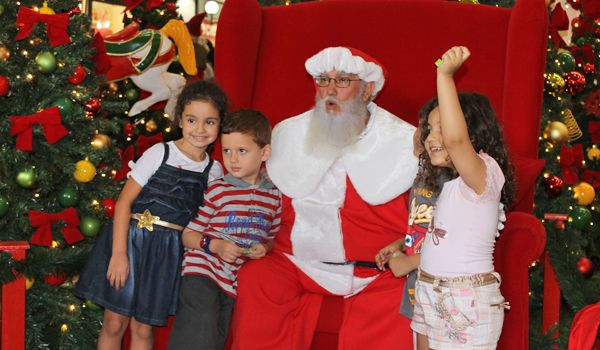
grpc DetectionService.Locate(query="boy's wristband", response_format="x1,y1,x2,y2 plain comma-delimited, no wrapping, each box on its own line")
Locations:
200,236,212,254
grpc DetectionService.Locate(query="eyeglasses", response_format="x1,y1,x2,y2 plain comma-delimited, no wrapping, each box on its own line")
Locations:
314,76,361,88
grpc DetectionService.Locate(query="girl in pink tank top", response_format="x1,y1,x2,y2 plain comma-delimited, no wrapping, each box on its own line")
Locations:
409,46,515,350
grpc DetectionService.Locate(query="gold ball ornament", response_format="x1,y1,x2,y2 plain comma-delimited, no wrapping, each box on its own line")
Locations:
587,147,600,161
91,133,111,149
543,121,569,145
60,324,69,333
25,276,35,290
545,73,565,96
573,182,596,206
0,44,10,62
145,119,158,132
73,159,96,183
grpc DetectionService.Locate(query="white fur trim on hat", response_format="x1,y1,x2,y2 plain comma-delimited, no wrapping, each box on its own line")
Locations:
305,47,385,97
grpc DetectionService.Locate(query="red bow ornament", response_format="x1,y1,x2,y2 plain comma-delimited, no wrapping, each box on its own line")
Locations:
567,302,600,350
136,133,163,156
29,207,84,246
10,106,69,151
559,144,584,185
16,7,71,47
581,170,600,188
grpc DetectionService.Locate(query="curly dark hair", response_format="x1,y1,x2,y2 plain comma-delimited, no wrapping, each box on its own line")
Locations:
415,92,516,208
173,79,228,127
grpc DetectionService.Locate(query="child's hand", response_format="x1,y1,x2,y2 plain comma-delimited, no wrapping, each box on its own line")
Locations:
212,239,244,263
387,250,414,278
106,252,129,291
375,240,403,270
246,243,268,259
437,46,471,76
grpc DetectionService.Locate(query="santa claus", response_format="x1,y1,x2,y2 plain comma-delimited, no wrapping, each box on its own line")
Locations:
230,46,418,349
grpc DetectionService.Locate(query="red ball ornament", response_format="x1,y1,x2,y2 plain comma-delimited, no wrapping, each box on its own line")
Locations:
101,198,117,217
563,71,586,95
544,175,564,197
583,63,595,75
577,257,593,276
84,97,102,116
123,122,136,137
43,272,68,286
0,75,10,96
68,64,87,85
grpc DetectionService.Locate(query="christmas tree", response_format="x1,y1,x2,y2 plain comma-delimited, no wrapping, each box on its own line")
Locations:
0,1,121,348
530,0,600,347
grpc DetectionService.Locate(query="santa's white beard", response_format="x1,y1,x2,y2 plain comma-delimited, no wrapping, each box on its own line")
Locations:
306,94,369,157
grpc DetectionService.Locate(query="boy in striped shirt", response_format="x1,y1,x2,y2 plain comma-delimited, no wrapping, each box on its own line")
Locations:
168,110,281,350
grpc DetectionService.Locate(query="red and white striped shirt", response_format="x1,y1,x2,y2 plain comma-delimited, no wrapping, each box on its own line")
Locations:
182,174,282,296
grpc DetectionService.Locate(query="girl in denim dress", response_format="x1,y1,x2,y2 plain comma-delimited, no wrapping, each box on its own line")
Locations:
75,80,227,349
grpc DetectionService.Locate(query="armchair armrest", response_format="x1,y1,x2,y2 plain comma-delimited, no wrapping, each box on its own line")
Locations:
495,211,546,350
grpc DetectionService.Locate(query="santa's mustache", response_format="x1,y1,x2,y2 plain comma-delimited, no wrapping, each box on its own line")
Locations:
305,93,369,157
323,96,340,109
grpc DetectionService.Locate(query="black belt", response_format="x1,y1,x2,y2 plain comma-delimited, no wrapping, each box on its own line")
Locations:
322,260,379,269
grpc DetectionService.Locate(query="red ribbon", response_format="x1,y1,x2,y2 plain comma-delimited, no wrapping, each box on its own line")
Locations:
29,207,84,246
123,0,164,12
136,133,163,156
15,7,71,47
549,3,569,49
9,106,68,152
114,145,135,181
559,144,584,185
588,121,600,143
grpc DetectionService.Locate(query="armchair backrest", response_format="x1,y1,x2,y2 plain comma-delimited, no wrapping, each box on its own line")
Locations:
216,0,546,151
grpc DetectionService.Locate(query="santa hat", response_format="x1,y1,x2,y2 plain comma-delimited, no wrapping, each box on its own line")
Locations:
186,13,206,37
305,46,386,97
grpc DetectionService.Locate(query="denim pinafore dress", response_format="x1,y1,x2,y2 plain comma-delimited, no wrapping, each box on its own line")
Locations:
75,143,213,326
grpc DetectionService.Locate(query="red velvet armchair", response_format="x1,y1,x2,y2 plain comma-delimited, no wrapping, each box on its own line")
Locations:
213,0,548,349
126,1,548,349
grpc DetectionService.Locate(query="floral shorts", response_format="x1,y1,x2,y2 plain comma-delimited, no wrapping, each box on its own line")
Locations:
410,271,508,349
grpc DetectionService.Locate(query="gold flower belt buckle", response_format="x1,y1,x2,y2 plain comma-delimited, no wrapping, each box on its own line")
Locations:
135,209,160,231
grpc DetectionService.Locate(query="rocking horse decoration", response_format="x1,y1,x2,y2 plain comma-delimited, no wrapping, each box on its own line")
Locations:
103,19,197,117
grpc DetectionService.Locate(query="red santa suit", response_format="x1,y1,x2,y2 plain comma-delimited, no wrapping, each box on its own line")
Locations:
230,47,418,350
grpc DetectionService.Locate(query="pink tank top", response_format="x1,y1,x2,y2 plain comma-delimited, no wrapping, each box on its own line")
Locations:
420,152,505,277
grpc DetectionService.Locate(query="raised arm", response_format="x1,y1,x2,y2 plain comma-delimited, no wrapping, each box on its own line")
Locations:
437,46,487,194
